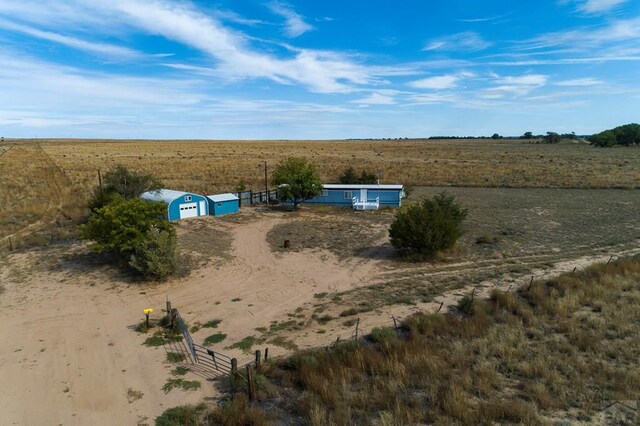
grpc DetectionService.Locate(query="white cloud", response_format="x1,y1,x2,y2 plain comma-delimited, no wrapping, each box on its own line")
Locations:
555,77,603,86
0,19,140,59
483,74,548,97
408,75,459,90
578,0,627,13
519,17,640,51
352,93,395,105
94,0,375,93
268,1,313,38
408,72,474,90
423,32,491,52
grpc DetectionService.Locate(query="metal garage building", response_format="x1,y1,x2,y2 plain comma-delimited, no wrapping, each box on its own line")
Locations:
141,189,208,221
207,193,239,216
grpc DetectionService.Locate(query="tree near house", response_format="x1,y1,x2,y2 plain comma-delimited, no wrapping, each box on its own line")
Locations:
89,165,163,212
271,157,322,209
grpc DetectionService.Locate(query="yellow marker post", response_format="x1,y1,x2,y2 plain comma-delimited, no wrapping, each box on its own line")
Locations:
144,308,153,328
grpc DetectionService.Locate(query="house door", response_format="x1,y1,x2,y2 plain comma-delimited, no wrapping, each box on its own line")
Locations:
360,188,367,202
199,200,206,216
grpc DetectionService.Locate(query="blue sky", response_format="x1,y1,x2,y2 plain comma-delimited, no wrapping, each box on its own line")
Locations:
0,0,638,139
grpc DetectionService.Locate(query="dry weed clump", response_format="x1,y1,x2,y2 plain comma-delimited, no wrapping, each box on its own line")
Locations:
197,255,640,424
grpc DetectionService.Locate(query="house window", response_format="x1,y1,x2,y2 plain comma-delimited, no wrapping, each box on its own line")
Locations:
321,190,328,197
344,191,352,199
217,203,222,207
185,195,192,202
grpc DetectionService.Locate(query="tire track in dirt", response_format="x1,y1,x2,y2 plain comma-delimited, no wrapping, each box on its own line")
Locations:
0,143,75,244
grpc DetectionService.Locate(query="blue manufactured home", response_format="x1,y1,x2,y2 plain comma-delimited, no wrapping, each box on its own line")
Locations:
305,184,405,210
207,193,239,216
141,189,208,221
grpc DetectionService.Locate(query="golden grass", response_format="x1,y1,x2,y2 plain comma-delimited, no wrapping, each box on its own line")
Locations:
26,138,640,194
2,138,638,250
200,255,640,424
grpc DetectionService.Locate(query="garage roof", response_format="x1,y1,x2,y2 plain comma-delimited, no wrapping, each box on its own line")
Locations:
141,189,191,203
207,193,239,202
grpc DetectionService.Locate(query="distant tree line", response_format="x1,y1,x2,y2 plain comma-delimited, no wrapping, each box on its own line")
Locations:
589,123,640,147
339,166,378,184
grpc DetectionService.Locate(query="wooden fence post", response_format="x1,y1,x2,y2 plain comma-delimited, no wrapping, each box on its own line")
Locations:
607,255,613,265
264,347,269,361
231,358,238,375
435,301,444,313
255,350,261,370
527,276,534,291
170,309,177,329
8,237,13,251
354,318,360,340
246,365,255,401
166,299,172,322
249,190,253,205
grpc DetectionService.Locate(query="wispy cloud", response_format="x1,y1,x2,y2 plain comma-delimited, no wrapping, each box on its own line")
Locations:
0,19,141,59
268,1,313,38
577,0,628,13
102,0,374,93
555,77,603,86
408,72,475,90
519,17,640,51
423,32,491,52
481,74,547,97
351,93,396,105
455,14,507,23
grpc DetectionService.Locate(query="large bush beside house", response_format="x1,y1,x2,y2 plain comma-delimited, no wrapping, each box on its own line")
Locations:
389,191,467,256
81,195,177,279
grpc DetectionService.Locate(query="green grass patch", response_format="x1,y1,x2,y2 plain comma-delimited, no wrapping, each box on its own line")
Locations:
155,404,208,426
269,320,297,332
202,319,222,328
142,329,182,347
166,352,186,363
231,297,242,302
162,378,201,394
204,333,227,346
313,292,328,299
170,366,190,376
316,314,333,325
268,336,298,351
226,336,266,353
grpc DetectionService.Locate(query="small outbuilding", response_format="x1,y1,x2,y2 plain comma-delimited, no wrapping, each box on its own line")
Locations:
141,189,208,221
305,184,405,210
207,193,239,216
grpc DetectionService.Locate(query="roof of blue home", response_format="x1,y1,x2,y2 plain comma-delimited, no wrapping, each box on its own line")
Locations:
141,189,192,203
207,193,239,202
323,184,403,190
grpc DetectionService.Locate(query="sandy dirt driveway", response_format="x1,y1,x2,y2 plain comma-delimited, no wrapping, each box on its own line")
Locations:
0,213,381,425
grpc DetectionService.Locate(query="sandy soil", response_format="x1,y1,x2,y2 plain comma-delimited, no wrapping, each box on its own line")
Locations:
0,209,638,425
0,210,381,425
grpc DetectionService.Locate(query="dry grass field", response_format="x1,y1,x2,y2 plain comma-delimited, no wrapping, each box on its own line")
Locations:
1,137,638,251
208,256,640,425
0,138,639,424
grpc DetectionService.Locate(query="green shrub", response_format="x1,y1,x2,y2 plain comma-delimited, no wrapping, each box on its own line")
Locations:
166,352,186,363
389,191,467,256
369,327,396,346
155,404,206,426
129,228,177,280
